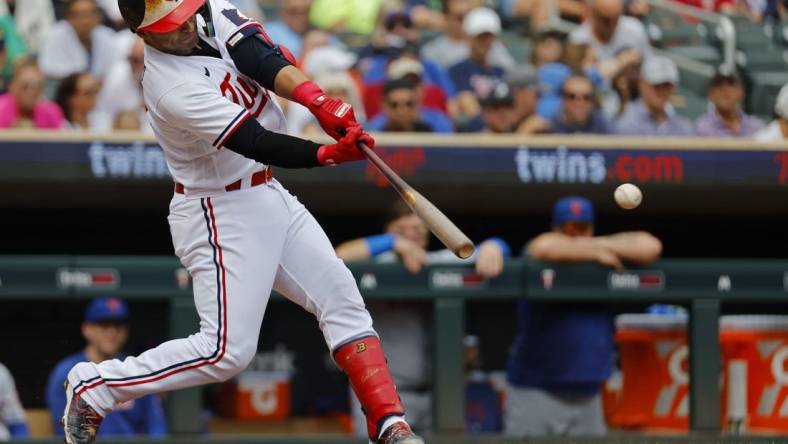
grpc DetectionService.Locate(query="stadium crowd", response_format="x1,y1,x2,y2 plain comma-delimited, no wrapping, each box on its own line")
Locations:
0,0,788,140
1,0,787,440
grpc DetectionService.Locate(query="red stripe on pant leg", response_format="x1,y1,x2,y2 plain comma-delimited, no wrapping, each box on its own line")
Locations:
76,380,106,396
82,198,231,392
206,197,229,365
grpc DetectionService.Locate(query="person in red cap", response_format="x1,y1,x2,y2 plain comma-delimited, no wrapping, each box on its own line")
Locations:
60,1,422,444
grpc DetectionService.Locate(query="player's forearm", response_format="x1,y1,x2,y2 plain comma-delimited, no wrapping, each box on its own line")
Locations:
595,232,663,264
274,65,312,100
527,233,607,263
225,118,322,168
335,238,373,261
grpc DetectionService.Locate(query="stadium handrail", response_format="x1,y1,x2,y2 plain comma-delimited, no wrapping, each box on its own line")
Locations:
1,130,788,151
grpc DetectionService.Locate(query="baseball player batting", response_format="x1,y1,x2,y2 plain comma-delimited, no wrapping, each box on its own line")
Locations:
61,1,424,444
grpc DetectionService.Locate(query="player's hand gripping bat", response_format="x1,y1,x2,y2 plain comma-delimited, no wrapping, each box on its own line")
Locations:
357,143,475,259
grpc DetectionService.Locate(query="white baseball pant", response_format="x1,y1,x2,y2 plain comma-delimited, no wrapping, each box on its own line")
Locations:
67,179,375,415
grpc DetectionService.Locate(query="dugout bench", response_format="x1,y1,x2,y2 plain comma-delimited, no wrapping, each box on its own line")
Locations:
1,256,787,438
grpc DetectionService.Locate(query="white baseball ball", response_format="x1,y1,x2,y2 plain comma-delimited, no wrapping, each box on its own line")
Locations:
614,183,642,209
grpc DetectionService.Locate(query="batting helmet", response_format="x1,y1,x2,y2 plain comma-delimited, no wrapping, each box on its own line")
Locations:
118,0,206,33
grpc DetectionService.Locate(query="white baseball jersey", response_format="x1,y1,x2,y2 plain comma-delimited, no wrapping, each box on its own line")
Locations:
143,0,286,196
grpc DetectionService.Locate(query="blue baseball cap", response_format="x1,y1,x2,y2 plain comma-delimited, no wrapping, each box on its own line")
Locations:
552,196,594,226
85,297,129,323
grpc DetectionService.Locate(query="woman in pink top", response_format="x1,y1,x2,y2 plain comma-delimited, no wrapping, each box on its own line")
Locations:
0,60,64,129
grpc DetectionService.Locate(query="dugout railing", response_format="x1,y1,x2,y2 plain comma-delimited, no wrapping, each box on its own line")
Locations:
2,256,788,438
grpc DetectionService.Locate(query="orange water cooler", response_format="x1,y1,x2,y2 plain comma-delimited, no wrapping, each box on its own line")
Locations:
612,314,689,431
721,315,788,433
218,371,291,420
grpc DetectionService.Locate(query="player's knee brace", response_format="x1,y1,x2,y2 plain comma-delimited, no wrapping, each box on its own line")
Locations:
333,335,404,440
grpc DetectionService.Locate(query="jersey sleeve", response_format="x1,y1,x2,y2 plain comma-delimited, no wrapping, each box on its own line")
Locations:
156,83,252,149
210,0,272,49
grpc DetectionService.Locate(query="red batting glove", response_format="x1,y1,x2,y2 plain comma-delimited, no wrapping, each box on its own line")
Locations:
292,81,359,141
317,125,375,166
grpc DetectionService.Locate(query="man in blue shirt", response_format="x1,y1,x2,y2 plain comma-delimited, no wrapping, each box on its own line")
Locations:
448,7,506,131
262,0,312,59
46,298,167,438
506,197,662,437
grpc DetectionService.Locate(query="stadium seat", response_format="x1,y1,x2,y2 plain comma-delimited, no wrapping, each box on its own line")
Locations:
673,88,709,120
745,71,788,117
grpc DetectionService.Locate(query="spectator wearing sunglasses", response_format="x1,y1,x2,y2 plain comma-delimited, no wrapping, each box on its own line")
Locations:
369,77,454,133
0,58,63,129
548,73,610,134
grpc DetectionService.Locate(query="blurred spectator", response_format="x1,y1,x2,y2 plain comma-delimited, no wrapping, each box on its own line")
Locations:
94,35,146,133
603,52,641,118
614,56,694,136
479,81,519,133
336,200,510,436
0,59,63,129
695,70,764,137
449,7,507,131
754,84,788,141
0,9,27,85
364,55,454,120
532,30,565,67
672,0,735,13
287,69,365,134
535,63,571,120
309,0,382,35
501,0,585,27
568,0,651,63
0,28,7,93
505,65,541,132
369,77,453,132
55,72,100,131
421,0,514,71
0,0,54,54
38,0,120,80
0,362,29,441
264,0,312,59
548,74,611,133
506,196,662,437
464,335,503,434
360,10,458,118
46,297,167,438
94,0,124,29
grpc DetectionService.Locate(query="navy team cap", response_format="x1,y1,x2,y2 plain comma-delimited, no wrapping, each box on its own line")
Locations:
552,196,594,226
85,297,129,323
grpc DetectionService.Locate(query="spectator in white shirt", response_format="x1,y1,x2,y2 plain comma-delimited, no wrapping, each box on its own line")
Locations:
0,0,55,53
38,0,120,81
93,35,147,133
568,0,651,63
754,84,788,142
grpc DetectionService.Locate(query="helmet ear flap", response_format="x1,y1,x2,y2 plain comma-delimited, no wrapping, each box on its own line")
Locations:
199,1,215,37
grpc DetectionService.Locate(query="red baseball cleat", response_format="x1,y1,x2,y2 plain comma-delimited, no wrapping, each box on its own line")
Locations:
377,421,425,444
62,382,103,444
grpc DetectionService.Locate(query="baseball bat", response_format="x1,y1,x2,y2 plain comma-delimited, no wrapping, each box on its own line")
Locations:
358,143,475,259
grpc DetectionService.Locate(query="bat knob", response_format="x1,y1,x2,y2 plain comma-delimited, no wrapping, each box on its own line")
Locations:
456,243,475,259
